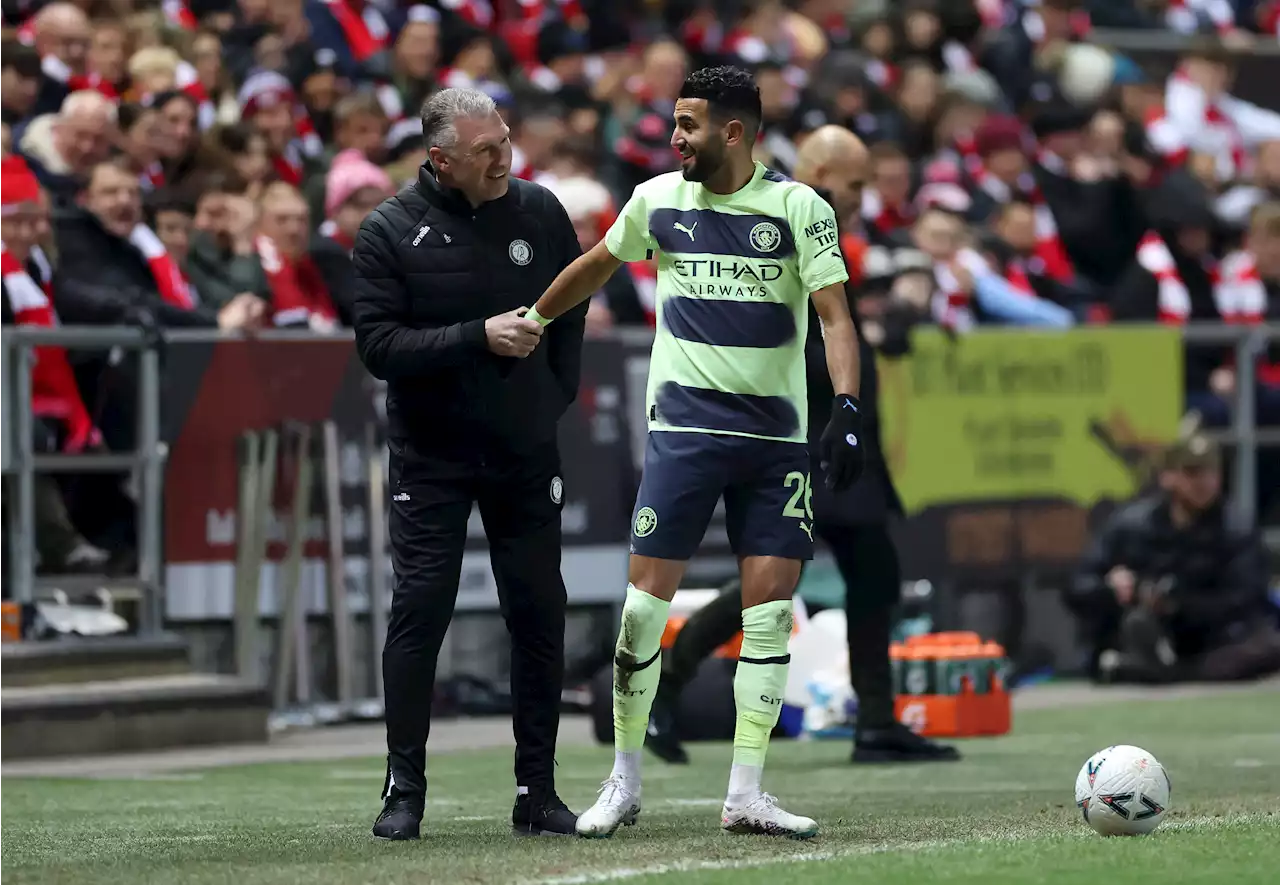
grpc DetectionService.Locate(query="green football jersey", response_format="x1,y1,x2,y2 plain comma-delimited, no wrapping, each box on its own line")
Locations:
604,161,848,443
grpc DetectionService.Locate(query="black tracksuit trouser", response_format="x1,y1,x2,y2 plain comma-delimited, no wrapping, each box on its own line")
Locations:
383,444,567,797
663,522,902,730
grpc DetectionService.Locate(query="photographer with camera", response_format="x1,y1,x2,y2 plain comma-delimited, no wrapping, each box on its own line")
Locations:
1069,434,1280,684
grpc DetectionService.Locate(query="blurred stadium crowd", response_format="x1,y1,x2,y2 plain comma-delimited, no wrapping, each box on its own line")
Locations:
4,0,1280,573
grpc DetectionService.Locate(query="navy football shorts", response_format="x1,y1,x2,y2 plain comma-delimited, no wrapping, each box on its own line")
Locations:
629,430,814,561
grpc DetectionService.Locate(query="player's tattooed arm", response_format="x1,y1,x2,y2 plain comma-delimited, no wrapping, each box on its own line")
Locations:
810,283,861,400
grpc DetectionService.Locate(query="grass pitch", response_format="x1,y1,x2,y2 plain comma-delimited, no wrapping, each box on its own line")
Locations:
3,685,1278,885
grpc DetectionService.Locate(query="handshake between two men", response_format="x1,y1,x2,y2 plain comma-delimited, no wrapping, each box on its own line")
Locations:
484,307,547,358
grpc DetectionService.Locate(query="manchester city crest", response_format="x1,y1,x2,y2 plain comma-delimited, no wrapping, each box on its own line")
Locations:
749,221,781,253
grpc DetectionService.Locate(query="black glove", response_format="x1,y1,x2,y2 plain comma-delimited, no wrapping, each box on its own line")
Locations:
818,393,865,492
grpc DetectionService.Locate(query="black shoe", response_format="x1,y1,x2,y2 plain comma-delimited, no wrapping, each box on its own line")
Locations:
372,788,424,840
512,790,578,837
644,684,688,764
853,722,962,763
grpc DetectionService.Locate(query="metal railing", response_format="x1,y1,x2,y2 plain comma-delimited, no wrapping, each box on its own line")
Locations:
2,326,165,632
2,323,1278,641
1181,322,1280,529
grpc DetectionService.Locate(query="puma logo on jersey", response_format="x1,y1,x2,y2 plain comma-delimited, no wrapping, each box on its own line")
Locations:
673,221,698,241
799,521,813,541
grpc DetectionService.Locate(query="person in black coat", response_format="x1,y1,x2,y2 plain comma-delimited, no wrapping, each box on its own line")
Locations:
1068,435,1280,684
52,159,264,332
351,88,587,841
642,127,958,765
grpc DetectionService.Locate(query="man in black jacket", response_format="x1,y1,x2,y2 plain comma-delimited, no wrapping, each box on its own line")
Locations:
1069,435,1280,684
642,126,958,766
351,88,587,841
54,158,265,332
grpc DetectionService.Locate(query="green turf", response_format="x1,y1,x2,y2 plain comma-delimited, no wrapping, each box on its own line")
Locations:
3,685,1278,885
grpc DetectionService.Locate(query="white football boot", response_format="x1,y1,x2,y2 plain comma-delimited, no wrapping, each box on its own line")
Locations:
721,793,819,839
575,775,641,838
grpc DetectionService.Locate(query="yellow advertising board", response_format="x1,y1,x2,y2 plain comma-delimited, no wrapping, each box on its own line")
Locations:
877,327,1183,515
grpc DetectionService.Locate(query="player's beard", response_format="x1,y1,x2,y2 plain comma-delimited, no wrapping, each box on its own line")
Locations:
682,140,727,183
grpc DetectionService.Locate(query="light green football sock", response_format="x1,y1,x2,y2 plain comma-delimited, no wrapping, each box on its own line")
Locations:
612,585,670,765
729,599,793,798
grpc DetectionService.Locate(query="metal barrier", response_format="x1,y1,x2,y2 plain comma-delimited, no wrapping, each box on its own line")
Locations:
1180,323,1280,529
1,327,165,633
234,419,384,723
1,323,1277,695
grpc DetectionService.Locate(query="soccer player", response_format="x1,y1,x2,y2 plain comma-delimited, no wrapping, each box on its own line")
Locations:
525,66,865,839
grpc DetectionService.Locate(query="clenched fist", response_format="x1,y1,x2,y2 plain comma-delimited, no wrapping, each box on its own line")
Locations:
485,307,544,358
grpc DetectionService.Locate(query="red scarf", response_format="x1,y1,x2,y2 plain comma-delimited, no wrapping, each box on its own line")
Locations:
161,0,198,29
140,162,166,192
975,0,1008,29
1134,231,1263,324
238,72,324,182
1003,257,1038,297
270,127,323,185
41,55,118,101
272,151,303,186
1215,249,1268,323
864,58,899,92
948,132,986,179
1143,103,1190,169
1021,6,1092,46
1154,69,1249,181
1,244,98,451
1216,251,1280,385
860,188,915,236
1165,0,1236,33
318,220,355,254
321,0,390,62
174,61,216,131
438,0,494,29
681,14,725,57
970,167,1075,282
128,225,194,310
1137,232,1197,323
1147,243,1280,384
256,235,337,327
516,0,582,22
931,248,987,333
1261,1,1280,37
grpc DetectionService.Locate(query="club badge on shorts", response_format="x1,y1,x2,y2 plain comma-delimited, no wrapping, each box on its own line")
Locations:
634,506,658,538
509,239,532,266
550,476,563,504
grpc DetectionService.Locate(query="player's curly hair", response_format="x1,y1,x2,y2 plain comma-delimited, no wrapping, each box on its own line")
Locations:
678,65,762,138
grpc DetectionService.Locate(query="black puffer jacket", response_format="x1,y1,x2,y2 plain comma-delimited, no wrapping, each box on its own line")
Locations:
1070,495,1271,652
52,206,219,328
351,166,587,465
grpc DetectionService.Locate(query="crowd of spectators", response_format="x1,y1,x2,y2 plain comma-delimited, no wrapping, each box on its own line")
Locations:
4,0,1280,573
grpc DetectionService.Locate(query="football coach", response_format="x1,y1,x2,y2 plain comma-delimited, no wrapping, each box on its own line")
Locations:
351,88,588,840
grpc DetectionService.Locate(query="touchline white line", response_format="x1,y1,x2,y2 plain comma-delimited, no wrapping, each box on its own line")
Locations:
525,814,1272,885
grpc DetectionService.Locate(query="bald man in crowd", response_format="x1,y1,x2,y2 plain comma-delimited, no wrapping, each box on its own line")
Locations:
30,3,93,117
642,127,961,766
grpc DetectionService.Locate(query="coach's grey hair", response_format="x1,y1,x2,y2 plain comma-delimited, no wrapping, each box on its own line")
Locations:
420,88,499,152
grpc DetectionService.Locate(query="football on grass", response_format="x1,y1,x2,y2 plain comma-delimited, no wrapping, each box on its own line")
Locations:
1075,745,1171,836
